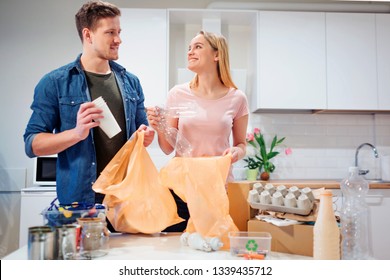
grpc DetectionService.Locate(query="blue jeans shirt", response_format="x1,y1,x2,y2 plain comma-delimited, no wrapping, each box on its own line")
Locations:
24,54,149,204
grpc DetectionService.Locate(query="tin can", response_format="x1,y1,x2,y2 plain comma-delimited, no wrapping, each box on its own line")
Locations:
28,226,55,260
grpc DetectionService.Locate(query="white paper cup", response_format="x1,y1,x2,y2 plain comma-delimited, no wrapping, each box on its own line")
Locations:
92,97,121,138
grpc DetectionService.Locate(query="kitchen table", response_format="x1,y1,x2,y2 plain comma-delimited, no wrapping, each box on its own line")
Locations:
2,232,311,260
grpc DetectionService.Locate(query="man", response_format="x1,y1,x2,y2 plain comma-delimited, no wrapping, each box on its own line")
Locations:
24,1,154,206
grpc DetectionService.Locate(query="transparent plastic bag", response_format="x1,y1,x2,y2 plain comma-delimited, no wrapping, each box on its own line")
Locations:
155,103,197,157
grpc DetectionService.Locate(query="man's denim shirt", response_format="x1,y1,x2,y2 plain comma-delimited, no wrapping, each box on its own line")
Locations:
24,54,148,204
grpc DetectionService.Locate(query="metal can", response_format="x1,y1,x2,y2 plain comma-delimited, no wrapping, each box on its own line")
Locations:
28,226,55,260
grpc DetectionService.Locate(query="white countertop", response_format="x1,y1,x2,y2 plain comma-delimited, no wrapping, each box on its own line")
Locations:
21,186,56,192
3,232,311,260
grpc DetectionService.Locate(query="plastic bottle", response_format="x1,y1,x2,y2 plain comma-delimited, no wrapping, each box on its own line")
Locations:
313,190,340,260
187,233,212,252
340,166,371,260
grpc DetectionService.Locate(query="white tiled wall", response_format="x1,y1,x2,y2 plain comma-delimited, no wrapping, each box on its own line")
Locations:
147,113,390,181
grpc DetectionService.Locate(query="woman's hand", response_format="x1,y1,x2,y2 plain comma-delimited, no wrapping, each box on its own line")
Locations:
223,146,244,164
146,106,163,132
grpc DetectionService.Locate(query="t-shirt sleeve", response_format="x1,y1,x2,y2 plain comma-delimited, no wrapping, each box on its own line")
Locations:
234,89,249,119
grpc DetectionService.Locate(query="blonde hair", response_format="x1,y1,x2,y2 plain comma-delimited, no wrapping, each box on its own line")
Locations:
189,30,237,89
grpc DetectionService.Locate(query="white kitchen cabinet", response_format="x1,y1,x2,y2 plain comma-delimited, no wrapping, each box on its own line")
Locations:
376,14,390,110
255,11,327,111
326,13,378,110
19,188,56,248
118,9,168,108
332,189,390,260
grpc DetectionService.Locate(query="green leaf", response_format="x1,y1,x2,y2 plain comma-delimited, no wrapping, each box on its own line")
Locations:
267,151,280,160
270,135,277,150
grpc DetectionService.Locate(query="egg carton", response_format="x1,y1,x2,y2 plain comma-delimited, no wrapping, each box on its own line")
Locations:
247,183,315,216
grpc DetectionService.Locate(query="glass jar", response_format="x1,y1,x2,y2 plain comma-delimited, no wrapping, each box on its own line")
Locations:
78,218,109,259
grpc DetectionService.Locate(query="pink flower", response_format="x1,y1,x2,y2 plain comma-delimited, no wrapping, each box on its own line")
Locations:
246,133,254,142
285,147,293,155
253,128,261,135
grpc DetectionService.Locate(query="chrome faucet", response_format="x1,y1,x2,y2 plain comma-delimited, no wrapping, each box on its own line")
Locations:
355,143,379,175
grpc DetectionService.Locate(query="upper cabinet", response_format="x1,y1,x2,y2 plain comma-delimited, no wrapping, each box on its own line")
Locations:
254,11,327,112
118,9,168,108
117,9,390,113
376,14,390,110
326,13,378,110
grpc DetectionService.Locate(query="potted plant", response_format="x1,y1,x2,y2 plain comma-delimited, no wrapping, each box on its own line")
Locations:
243,156,261,180
246,128,292,180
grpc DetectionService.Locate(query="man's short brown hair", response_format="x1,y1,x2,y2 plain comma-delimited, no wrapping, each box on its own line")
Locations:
75,1,121,42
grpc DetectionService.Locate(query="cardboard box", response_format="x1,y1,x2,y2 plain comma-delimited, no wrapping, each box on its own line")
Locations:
227,182,258,231
247,219,314,257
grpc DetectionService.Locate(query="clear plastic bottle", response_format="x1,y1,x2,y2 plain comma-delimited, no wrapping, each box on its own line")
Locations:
340,166,371,260
313,190,340,260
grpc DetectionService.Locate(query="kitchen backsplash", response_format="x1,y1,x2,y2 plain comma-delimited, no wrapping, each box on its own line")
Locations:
147,113,390,181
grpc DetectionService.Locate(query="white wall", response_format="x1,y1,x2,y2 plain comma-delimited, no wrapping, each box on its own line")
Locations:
238,113,390,181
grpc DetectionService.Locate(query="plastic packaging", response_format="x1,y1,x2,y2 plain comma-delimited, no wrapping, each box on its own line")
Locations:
180,232,223,252
340,166,371,260
155,105,195,157
206,237,224,251
187,233,212,252
313,190,340,260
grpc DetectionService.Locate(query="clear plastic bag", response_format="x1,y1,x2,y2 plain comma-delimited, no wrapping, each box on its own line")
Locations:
155,103,197,157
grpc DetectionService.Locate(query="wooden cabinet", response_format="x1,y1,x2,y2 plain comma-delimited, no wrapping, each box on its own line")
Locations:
256,11,327,111
326,13,378,110
118,9,168,108
376,14,390,110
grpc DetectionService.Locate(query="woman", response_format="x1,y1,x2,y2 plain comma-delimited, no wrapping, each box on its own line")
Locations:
147,30,249,231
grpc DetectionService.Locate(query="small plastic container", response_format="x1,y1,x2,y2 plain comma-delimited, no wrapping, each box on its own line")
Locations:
228,231,272,257
42,202,106,227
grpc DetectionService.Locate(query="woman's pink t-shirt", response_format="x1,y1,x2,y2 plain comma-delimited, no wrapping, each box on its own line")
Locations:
166,83,249,181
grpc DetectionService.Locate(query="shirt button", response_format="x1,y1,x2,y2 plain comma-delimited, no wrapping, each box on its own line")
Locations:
92,162,95,166
71,101,75,105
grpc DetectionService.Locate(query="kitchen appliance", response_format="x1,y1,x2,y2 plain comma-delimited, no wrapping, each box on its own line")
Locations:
33,155,57,186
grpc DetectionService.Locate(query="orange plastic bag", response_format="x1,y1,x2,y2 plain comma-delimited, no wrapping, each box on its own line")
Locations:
92,131,183,233
159,155,239,249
